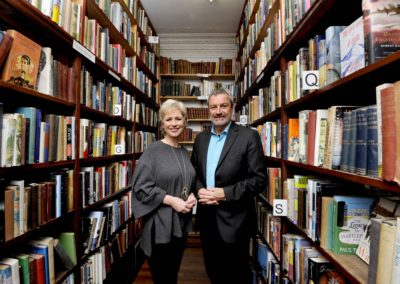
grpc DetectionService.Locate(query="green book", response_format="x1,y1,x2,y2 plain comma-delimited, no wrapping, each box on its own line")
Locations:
332,196,375,254
59,232,77,265
15,254,30,284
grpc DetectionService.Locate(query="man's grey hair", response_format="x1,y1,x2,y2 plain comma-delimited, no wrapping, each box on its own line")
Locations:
207,89,234,107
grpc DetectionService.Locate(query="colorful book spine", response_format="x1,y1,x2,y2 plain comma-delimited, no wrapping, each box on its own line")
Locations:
326,25,346,85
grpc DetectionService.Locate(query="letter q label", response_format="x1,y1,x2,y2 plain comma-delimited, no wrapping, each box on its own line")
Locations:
273,199,288,216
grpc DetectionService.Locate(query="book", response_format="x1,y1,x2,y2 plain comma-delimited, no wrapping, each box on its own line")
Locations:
339,16,365,77
36,47,54,96
288,118,299,162
325,25,346,85
53,238,74,270
308,256,346,284
366,105,378,177
58,232,77,265
14,254,30,284
0,264,12,283
332,195,375,254
339,111,353,172
375,83,393,178
313,109,328,166
28,253,45,284
376,219,397,283
0,30,42,89
0,30,13,70
362,0,400,64
298,110,311,163
381,83,400,184
392,217,400,284
15,107,37,164
355,106,368,175
0,258,20,284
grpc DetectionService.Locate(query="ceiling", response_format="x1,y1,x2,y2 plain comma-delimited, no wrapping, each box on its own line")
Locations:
141,0,245,34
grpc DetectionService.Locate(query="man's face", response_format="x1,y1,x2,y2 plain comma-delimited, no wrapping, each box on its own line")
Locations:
208,93,233,129
21,57,29,72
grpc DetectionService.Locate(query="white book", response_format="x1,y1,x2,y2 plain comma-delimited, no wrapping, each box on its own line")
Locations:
36,47,54,96
0,258,20,284
313,109,328,166
40,0,53,17
298,110,311,163
392,217,400,284
9,180,25,235
376,83,393,178
1,114,16,167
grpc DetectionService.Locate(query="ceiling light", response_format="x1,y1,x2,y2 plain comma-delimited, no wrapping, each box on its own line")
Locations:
209,0,213,2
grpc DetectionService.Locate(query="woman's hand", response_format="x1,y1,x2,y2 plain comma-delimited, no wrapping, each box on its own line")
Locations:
163,195,191,213
185,193,197,210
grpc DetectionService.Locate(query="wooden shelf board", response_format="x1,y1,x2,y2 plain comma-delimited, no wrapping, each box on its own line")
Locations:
160,74,235,80
187,118,211,122
284,160,400,193
160,96,208,101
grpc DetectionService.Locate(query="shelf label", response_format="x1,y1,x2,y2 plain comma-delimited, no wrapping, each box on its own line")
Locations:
197,96,208,101
302,71,319,90
72,40,95,63
114,144,125,155
256,73,264,83
196,74,211,78
273,199,288,216
108,70,121,81
148,36,159,43
239,115,248,125
113,104,122,116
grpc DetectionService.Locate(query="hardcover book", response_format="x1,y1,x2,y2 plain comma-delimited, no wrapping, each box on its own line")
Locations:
325,25,346,85
332,195,375,254
362,0,400,64
0,30,13,69
340,16,365,77
0,30,42,90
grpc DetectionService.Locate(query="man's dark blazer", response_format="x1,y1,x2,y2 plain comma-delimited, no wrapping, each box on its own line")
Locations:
191,122,267,243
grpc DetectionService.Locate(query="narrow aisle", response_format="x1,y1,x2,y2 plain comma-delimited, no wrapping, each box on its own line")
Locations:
133,247,210,283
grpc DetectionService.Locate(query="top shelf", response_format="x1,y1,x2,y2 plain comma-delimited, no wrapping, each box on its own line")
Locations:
160,74,235,80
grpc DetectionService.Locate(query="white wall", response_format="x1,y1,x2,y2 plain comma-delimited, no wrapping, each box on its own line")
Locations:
159,33,237,61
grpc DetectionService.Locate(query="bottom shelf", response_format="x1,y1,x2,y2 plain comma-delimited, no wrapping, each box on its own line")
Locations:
285,217,368,284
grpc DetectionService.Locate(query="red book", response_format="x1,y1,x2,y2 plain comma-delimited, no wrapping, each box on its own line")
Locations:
307,111,316,165
381,83,400,184
28,253,45,284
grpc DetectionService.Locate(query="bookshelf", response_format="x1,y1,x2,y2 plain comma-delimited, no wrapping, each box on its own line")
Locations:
236,0,400,283
0,0,158,283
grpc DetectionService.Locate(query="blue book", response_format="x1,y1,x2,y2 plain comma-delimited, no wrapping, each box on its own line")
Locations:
347,109,358,173
0,264,12,282
355,107,368,175
257,241,268,278
325,26,346,85
15,107,37,164
340,111,352,172
27,243,49,284
366,105,378,177
332,195,375,254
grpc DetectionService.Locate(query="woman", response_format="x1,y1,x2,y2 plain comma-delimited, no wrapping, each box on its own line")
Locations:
132,99,197,283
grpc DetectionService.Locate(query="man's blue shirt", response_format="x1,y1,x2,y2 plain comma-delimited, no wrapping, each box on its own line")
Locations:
206,122,231,188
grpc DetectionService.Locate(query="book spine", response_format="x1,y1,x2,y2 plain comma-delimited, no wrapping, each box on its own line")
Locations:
366,105,378,177
355,107,368,175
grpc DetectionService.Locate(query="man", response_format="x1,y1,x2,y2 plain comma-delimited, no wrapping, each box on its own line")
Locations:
191,89,267,284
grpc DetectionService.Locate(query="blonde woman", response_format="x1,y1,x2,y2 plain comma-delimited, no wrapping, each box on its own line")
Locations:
132,99,197,284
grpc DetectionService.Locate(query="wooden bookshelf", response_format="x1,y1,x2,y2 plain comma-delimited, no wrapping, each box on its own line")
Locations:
160,96,208,101
235,0,400,283
0,0,158,282
161,74,235,80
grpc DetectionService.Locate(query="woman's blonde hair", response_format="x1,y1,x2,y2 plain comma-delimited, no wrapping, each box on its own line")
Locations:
159,99,187,122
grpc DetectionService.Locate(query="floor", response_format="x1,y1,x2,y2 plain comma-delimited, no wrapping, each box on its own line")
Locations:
133,247,211,284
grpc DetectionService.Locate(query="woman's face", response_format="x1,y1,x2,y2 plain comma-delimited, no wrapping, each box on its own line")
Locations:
161,108,185,139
